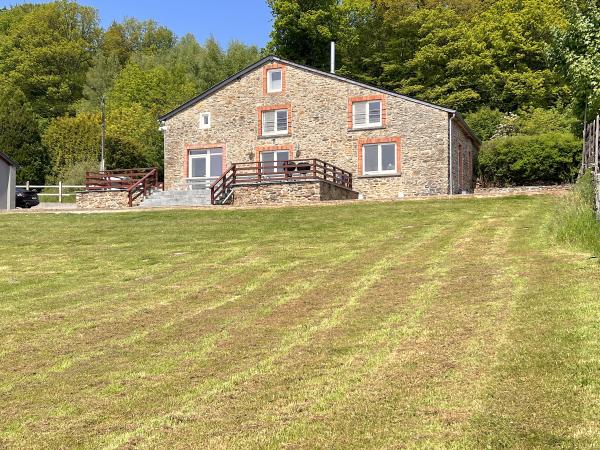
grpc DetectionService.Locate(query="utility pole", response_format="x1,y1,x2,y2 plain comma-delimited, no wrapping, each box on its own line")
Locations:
100,95,106,171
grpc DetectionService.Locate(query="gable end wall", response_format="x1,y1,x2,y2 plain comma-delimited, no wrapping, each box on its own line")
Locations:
163,63,451,198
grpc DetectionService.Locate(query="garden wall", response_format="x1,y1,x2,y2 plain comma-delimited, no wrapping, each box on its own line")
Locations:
232,180,359,206
76,191,138,209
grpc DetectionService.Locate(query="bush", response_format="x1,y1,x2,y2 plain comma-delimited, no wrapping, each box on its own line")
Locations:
105,136,149,170
553,171,600,256
42,113,101,179
478,132,581,186
464,107,505,141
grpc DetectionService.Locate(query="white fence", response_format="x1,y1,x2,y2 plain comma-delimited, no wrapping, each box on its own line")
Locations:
18,182,85,203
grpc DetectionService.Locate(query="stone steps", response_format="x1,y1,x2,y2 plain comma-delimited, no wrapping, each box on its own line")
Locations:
139,190,212,208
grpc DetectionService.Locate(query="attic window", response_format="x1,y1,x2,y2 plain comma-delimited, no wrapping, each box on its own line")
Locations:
267,69,283,93
200,112,211,129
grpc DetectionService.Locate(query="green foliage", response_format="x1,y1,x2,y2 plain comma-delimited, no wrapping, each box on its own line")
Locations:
42,113,101,178
101,18,176,65
553,171,600,255
478,132,581,186
513,106,578,136
106,105,163,170
266,0,347,70
465,108,505,141
0,82,48,184
551,1,600,117
0,0,101,117
108,62,196,116
104,136,149,170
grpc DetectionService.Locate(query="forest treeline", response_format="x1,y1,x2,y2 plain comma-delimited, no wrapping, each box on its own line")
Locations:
0,0,598,185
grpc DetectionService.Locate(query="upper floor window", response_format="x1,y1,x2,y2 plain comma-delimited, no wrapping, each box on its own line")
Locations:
199,112,211,129
267,69,283,93
353,100,382,128
262,109,288,136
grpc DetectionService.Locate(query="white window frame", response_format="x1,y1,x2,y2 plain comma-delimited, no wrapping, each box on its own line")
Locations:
267,69,283,93
199,112,211,130
362,143,397,175
262,109,288,136
352,100,382,129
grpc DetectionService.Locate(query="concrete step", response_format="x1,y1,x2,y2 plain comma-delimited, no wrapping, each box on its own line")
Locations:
138,190,212,208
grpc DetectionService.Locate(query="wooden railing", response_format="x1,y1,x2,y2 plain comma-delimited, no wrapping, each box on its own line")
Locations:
85,168,162,207
211,159,353,205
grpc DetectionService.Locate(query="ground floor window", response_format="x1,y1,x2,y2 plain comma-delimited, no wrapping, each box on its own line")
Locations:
362,143,397,175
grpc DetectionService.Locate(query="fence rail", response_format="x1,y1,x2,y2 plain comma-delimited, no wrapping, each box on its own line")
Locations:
17,182,85,203
582,115,600,219
211,159,353,205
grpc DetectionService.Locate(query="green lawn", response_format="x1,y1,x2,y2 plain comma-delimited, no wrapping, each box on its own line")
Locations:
1,196,599,449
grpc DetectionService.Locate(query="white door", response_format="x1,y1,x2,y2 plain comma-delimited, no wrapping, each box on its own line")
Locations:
260,150,290,175
188,148,223,189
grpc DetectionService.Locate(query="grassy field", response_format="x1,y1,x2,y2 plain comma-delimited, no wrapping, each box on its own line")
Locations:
1,196,599,449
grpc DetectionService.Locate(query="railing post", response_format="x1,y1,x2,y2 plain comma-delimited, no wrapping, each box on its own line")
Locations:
26,181,30,191
58,181,63,203
313,159,317,180
324,162,327,181
349,173,353,190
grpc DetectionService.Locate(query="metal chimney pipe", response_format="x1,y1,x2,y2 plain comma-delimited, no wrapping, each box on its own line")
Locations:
330,41,336,74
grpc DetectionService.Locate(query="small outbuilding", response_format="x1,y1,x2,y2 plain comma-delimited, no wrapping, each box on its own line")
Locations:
0,152,17,210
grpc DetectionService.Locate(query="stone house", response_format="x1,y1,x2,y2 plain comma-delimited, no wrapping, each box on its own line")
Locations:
158,56,480,204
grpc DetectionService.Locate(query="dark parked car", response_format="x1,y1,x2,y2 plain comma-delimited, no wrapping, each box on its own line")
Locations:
16,188,40,209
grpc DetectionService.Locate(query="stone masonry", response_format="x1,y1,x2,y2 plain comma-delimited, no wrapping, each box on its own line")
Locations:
233,180,359,207
76,191,139,209
162,57,480,200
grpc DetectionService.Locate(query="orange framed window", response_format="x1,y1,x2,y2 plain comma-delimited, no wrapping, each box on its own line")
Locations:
357,137,401,176
263,63,287,95
257,105,292,137
348,95,387,130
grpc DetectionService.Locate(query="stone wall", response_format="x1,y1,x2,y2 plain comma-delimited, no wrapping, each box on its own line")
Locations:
232,181,358,207
163,60,453,199
451,119,478,194
76,191,134,209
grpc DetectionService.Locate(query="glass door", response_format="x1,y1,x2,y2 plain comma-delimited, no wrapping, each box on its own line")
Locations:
188,148,223,189
260,150,290,176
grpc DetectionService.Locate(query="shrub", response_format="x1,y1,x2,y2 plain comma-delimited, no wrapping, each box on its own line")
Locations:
105,136,149,170
553,171,600,256
464,107,505,141
478,132,581,186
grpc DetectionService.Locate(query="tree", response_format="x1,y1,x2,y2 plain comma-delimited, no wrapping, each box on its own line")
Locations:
0,83,48,184
552,0,600,117
267,0,347,70
0,0,101,117
101,18,176,65
77,52,122,112
42,113,101,178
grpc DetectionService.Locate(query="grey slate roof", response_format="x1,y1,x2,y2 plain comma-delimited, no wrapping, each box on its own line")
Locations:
159,55,481,145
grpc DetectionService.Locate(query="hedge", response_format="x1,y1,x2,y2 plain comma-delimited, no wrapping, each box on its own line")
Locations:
478,132,582,186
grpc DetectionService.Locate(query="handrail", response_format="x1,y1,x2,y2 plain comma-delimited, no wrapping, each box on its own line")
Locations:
85,168,161,207
210,159,353,205
127,169,161,207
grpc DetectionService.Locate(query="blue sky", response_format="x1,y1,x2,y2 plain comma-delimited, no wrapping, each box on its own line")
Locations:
0,0,273,47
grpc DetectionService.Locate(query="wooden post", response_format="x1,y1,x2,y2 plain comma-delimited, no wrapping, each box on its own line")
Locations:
58,181,63,203
594,114,600,173
25,181,30,191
